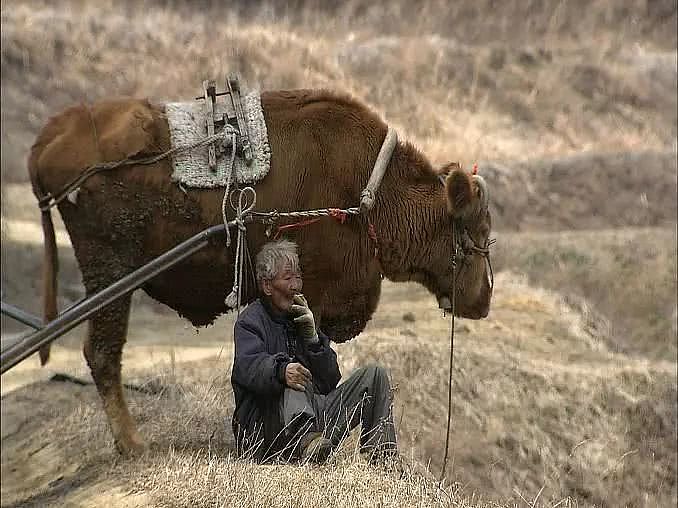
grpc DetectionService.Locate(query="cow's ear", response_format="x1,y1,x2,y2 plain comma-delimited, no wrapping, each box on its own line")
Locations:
444,166,474,218
439,161,461,177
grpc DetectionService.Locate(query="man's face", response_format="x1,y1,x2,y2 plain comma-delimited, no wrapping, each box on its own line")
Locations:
262,262,303,313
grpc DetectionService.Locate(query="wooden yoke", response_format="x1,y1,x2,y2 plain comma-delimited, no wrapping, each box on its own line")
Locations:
202,79,218,172
226,74,253,165
195,74,253,169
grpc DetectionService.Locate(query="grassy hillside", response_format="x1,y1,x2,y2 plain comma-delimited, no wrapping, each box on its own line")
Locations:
494,228,677,361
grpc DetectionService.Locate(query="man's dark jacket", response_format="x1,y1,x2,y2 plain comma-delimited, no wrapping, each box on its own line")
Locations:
231,298,341,461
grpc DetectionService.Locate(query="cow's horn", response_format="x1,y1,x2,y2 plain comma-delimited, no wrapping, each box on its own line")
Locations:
472,174,489,212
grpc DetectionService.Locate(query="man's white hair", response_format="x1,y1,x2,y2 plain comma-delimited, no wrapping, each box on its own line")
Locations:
255,239,300,283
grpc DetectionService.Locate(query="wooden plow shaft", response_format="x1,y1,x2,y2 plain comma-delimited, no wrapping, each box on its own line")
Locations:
1,301,43,330
0,223,229,375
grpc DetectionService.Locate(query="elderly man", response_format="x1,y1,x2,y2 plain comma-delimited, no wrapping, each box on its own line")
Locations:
231,239,397,464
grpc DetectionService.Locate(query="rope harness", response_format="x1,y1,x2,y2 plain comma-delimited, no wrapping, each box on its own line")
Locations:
221,192,366,311
37,129,236,212
218,127,397,314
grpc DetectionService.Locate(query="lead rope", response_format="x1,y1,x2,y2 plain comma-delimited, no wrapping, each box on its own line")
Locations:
224,187,256,313
440,220,457,483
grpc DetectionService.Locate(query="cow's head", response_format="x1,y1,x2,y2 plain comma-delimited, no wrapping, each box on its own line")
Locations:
419,163,494,319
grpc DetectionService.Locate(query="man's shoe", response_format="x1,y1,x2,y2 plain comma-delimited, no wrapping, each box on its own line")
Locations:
363,448,406,476
300,432,333,464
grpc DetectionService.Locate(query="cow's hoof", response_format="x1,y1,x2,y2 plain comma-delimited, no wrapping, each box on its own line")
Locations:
115,435,147,458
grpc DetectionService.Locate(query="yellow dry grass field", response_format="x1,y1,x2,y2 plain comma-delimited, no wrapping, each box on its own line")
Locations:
1,1,676,507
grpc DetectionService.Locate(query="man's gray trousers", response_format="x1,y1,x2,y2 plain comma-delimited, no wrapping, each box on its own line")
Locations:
281,364,397,456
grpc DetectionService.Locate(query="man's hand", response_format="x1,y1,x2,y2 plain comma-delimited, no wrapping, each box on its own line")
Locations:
289,294,319,344
285,362,313,391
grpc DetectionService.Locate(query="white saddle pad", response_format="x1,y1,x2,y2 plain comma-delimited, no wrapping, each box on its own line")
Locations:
164,91,270,188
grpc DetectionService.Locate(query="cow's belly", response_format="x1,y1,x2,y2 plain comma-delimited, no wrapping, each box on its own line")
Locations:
57,172,240,324
141,257,234,326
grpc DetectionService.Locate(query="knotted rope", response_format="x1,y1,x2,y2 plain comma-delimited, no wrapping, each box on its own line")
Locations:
223,187,256,312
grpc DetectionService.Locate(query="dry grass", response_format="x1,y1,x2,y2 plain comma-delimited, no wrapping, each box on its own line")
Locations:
341,272,677,507
117,453,463,508
0,357,504,508
494,228,678,361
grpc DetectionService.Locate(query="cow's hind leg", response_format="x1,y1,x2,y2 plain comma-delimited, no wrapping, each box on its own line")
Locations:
83,294,145,456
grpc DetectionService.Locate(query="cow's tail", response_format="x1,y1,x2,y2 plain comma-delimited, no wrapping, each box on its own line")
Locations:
28,148,58,366
38,206,58,365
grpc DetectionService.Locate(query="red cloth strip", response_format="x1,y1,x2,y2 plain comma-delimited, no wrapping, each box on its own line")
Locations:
273,218,322,240
328,208,348,224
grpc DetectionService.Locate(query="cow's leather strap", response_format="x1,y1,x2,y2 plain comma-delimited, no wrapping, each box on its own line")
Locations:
359,127,398,213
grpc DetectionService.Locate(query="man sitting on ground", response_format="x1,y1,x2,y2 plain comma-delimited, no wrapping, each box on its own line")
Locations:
231,239,397,464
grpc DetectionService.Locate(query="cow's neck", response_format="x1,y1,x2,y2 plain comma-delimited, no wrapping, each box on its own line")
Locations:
368,142,446,281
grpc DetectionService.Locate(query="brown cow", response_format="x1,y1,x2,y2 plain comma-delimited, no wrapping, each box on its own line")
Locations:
28,89,493,456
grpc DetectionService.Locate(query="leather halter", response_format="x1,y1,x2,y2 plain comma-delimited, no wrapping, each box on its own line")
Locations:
438,174,495,292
